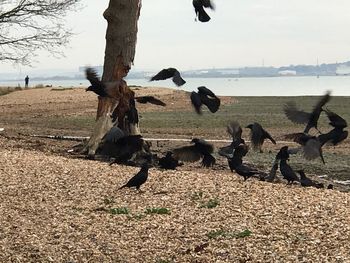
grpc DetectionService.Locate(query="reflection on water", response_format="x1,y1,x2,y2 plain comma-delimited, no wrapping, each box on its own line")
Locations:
1,76,350,96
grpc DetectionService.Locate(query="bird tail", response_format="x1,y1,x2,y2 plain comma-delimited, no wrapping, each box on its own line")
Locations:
197,8,211,22
202,154,216,168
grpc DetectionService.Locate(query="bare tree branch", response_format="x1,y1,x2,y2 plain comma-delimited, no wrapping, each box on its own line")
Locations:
0,0,80,65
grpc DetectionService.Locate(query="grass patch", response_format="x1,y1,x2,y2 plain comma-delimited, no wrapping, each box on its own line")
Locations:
145,207,171,215
110,207,129,215
206,229,252,239
0,87,18,96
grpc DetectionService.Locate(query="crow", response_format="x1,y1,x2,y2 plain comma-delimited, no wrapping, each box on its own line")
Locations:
119,163,149,190
218,121,245,158
158,151,183,170
285,132,325,164
103,126,125,144
85,67,112,97
150,68,186,86
193,0,215,22
284,91,331,133
327,184,334,190
297,170,317,187
230,161,261,181
172,138,216,167
246,122,276,152
279,158,299,185
318,108,348,146
265,160,279,183
106,135,145,165
135,96,166,106
227,144,263,181
190,86,220,114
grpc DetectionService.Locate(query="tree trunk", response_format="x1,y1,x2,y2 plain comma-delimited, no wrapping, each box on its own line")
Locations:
85,0,141,156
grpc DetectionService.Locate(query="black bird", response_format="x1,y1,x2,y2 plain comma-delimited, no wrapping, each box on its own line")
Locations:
285,132,325,164
103,126,125,144
193,0,215,22
230,161,261,181
190,86,220,114
172,138,216,167
158,151,183,170
218,121,244,158
246,122,276,152
265,160,279,183
297,170,317,187
106,135,145,165
119,164,149,190
327,184,334,190
284,91,331,133
135,96,166,106
318,108,348,146
227,144,263,181
150,68,186,86
85,67,112,97
276,146,299,184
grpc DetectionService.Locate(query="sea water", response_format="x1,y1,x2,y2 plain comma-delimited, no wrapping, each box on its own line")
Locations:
1,76,350,96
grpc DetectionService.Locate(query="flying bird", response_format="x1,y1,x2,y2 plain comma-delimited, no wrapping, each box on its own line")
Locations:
193,0,215,22
135,96,166,106
284,91,331,133
85,67,112,97
119,163,149,191
172,138,216,167
285,132,325,164
150,68,186,86
190,86,220,114
246,122,276,152
218,121,244,158
318,108,348,146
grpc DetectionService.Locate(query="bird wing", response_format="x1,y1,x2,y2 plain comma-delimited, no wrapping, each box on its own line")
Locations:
85,67,102,87
190,92,203,114
284,132,312,145
135,96,166,106
202,154,216,167
227,121,242,140
199,93,220,113
195,139,214,154
172,69,186,86
312,91,331,112
172,145,202,162
263,129,276,144
197,86,217,98
324,108,347,128
150,68,174,81
303,139,325,164
202,0,215,9
284,101,311,124
250,123,263,149
103,126,125,143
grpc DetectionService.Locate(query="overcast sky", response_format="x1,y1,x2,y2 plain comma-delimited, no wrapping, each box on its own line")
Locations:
1,0,350,73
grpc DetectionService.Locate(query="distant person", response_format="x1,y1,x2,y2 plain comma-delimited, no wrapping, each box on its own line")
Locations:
25,75,29,88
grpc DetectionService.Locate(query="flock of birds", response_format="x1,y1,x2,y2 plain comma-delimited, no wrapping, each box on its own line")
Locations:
84,0,348,191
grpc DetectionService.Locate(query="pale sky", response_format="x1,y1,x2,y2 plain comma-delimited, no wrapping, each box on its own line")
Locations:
1,0,350,74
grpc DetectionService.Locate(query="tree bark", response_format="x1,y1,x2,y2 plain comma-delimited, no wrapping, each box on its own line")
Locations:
85,0,141,156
